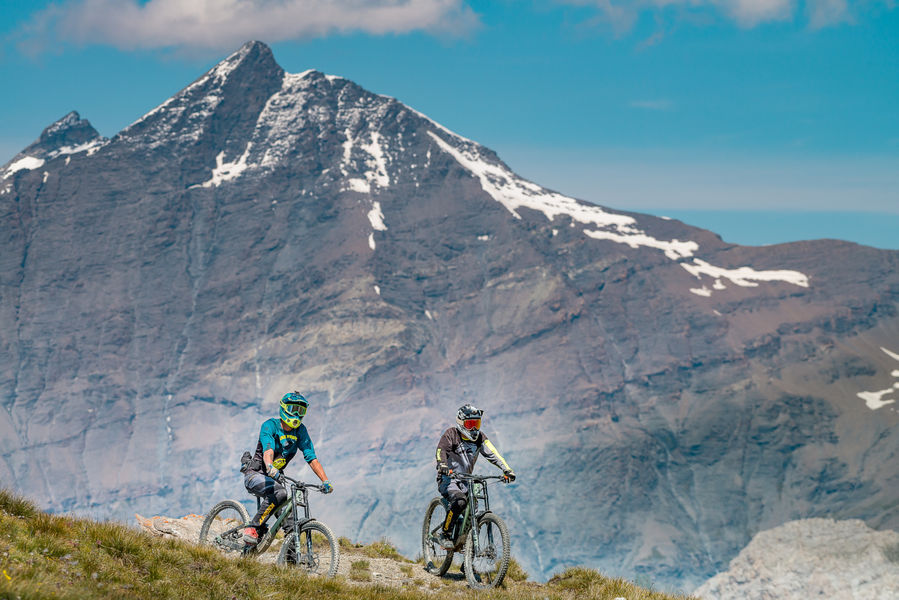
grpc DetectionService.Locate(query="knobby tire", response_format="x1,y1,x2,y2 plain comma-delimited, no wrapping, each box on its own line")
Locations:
198,499,251,554
421,497,454,576
464,511,511,589
277,519,339,577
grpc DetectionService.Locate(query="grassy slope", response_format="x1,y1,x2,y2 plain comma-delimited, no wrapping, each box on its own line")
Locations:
0,489,695,600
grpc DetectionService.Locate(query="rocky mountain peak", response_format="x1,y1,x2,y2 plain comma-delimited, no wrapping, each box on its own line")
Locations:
207,39,283,91
115,40,284,160
38,111,101,148
2,111,105,178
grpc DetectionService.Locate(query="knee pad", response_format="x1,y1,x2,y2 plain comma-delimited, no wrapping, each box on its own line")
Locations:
273,486,288,505
450,496,467,514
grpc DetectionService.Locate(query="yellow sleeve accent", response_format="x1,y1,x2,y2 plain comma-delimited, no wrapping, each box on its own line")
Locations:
484,439,511,471
436,448,442,461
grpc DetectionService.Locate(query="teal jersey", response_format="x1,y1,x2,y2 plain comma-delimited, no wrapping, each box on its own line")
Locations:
247,418,316,473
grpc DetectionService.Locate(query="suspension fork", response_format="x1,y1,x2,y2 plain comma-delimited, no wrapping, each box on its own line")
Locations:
290,485,311,559
481,484,495,549
466,484,479,550
467,481,494,552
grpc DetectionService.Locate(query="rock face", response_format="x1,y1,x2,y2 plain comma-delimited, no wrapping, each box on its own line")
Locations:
694,519,899,600
2,41,898,591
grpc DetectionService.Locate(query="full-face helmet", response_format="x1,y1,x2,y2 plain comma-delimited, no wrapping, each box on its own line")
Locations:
279,392,308,428
456,404,483,441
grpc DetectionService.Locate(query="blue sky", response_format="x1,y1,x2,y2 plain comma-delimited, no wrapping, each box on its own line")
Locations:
2,0,897,248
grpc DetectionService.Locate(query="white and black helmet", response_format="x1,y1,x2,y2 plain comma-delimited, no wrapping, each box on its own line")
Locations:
456,404,483,441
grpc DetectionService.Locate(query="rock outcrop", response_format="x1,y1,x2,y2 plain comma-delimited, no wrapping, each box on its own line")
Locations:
695,519,899,600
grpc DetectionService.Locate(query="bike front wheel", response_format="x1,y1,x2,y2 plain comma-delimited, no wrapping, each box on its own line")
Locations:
421,497,454,576
277,520,339,577
198,500,251,555
463,511,511,589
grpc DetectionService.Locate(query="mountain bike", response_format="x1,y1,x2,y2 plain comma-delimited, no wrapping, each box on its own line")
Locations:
198,473,339,577
421,472,512,589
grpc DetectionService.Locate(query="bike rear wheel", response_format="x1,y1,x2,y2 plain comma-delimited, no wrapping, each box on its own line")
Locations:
198,500,251,555
277,520,339,577
421,497,454,576
464,512,510,589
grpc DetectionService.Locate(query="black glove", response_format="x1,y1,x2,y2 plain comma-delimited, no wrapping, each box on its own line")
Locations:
438,464,453,476
502,470,516,483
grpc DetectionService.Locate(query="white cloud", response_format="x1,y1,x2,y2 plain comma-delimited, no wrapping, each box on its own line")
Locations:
722,0,793,26
560,0,891,29
18,0,479,53
807,0,853,28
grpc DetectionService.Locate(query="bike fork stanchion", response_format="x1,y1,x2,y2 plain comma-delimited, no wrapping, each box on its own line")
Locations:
291,486,301,564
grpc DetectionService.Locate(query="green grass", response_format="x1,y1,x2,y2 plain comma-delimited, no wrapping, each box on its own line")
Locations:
547,567,684,599
505,557,530,582
0,488,695,600
359,538,409,561
338,536,358,549
349,559,372,582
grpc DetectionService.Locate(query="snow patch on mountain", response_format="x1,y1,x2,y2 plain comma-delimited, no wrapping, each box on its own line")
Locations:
681,258,809,289
46,139,107,159
343,129,391,193
858,388,896,410
856,347,899,410
585,228,697,260
255,71,313,168
195,143,254,188
368,201,387,231
3,156,45,179
427,131,635,229
359,132,390,188
367,201,387,250
427,130,810,296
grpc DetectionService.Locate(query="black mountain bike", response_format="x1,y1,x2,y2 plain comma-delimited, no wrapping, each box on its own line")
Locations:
421,473,512,589
198,473,339,577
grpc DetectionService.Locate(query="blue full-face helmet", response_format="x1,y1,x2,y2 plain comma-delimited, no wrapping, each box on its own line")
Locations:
279,392,308,428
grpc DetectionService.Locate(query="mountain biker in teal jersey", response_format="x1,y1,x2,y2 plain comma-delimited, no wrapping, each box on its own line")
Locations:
241,392,333,546
433,404,515,549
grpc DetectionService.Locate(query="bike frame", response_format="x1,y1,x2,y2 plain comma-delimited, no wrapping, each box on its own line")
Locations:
245,474,322,555
453,473,504,552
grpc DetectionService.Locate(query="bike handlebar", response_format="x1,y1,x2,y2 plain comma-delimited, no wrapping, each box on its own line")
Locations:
453,473,509,482
280,473,329,493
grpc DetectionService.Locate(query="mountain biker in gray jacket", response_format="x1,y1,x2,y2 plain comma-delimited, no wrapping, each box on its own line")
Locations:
242,392,332,546
433,404,515,549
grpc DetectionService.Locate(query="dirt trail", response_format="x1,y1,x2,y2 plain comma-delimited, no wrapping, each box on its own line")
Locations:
135,513,477,594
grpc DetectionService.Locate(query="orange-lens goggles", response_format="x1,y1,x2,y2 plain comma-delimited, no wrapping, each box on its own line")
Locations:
462,418,481,430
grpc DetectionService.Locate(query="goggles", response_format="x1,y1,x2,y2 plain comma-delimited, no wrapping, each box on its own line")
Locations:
462,418,481,430
283,402,307,417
